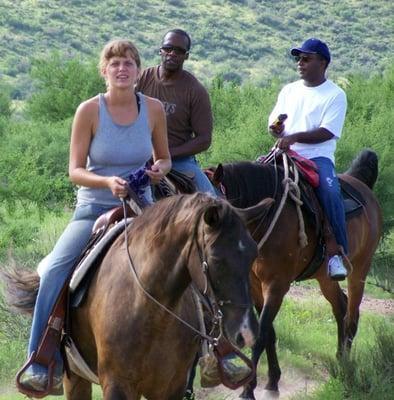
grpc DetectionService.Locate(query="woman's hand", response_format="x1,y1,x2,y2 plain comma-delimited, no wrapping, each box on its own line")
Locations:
146,163,166,185
107,176,129,199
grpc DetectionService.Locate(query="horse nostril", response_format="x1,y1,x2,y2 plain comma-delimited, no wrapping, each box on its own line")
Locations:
236,333,245,348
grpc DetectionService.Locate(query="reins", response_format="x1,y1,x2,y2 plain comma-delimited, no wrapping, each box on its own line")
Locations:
257,148,308,250
120,199,223,346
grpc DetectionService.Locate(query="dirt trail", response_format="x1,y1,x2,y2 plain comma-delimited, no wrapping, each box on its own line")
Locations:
288,284,394,316
195,369,319,399
2,286,391,399
194,285,393,400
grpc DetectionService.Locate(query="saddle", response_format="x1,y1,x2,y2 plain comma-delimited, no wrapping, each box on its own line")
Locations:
257,149,365,281
153,168,196,198
16,202,137,398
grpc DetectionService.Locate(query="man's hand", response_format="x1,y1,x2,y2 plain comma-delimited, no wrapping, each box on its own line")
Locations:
269,114,287,138
276,135,297,150
269,124,285,138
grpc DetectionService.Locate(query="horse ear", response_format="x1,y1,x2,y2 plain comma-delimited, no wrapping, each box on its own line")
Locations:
203,205,221,228
237,198,274,224
212,164,224,184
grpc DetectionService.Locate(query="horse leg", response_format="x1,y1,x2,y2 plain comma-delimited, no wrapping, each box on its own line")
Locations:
63,372,92,400
344,259,370,352
317,277,348,356
240,286,286,399
184,353,198,399
265,324,281,391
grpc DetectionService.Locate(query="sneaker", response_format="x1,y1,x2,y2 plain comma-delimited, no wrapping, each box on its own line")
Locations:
20,371,63,395
328,255,347,281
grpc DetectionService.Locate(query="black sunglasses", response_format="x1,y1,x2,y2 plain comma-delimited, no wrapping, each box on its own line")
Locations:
160,45,189,56
294,55,313,63
293,54,323,63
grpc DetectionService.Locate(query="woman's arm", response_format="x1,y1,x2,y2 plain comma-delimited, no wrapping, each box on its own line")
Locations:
145,97,171,184
69,97,129,198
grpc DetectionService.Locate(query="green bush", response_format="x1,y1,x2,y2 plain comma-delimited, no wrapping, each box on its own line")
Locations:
26,53,106,122
0,118,74,207
0,82,12,118
319,323,394,399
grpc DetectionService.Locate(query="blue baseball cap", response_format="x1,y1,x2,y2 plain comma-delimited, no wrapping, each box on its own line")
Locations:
290,38,331,64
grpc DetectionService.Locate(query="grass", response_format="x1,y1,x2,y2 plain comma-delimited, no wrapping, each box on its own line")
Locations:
1,288,391,399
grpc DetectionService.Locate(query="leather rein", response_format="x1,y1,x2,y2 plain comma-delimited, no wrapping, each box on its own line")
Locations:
121,199,230,346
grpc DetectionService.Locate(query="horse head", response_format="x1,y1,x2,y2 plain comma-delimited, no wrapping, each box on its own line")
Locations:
187,195,272,348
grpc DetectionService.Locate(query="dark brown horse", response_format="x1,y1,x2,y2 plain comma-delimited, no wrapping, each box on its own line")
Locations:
208,149,382,399
4,193,275,400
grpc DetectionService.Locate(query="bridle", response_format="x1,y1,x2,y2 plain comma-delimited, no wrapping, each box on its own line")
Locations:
120,198,256,389
120,199,238,346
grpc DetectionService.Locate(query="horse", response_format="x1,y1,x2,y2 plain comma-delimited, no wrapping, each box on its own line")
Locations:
208,149,383,399
3,193,275,400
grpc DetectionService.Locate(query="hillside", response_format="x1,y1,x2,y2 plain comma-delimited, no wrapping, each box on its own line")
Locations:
1,0,393,98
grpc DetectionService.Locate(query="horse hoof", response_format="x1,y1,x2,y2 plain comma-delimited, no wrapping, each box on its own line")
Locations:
262,389,280,398
239,390,255,400
183,389,195,400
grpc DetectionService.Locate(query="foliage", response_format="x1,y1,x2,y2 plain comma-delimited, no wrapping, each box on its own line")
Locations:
0,82,12,118
276,295,394,400
1,0,393,98
0,117,74,209
0,202,72,261
308,322,394,399
369,231,394,294
26,54,105,122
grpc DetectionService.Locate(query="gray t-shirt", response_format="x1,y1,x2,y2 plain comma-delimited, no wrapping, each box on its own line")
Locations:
77,93,153,207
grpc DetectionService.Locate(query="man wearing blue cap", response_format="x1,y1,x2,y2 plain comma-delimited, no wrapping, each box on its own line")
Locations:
268,38,348,280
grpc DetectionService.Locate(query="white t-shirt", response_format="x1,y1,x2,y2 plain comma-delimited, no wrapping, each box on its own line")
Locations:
269,79,347,163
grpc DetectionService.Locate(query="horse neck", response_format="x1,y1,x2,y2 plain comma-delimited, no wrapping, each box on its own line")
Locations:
225,163,280,208
134,223,199,307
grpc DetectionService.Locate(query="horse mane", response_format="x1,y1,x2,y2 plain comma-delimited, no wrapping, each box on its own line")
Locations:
222,161,283,208
344,149,378,189
129,193,237,248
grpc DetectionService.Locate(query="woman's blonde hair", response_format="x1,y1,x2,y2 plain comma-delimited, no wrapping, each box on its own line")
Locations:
99,39,141,75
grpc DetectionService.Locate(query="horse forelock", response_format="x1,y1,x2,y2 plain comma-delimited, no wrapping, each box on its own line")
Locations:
129,193,236,249
222,162,283,207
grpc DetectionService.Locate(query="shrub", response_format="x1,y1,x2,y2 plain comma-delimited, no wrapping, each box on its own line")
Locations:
26,53,105,122
0,82,12,118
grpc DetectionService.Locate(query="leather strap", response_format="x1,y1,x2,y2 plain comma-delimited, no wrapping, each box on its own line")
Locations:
15,284,68,397
213,338,256,390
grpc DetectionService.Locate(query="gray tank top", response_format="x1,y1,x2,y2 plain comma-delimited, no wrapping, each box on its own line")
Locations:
77,92,153,207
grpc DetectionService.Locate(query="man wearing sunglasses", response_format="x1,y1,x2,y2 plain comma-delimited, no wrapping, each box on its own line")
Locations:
268,38,348,281
136,29,216,195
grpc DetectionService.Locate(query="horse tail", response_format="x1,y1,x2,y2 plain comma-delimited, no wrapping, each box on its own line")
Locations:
1,268,39,315
345,149,378,189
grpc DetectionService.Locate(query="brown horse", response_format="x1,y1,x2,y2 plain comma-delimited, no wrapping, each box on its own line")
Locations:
208,149,382,399
4,193,275,400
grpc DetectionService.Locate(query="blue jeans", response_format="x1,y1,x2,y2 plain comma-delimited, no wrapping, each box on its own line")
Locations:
28,204,112,374
29,190,153,375
312,157,348,254
172,156,217,196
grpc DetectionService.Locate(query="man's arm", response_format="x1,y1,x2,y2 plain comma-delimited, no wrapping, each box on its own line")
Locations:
276,128,334,150
171,83,213,158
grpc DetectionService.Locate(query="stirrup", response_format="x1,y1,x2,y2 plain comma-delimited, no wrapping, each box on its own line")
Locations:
16,352,58,398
